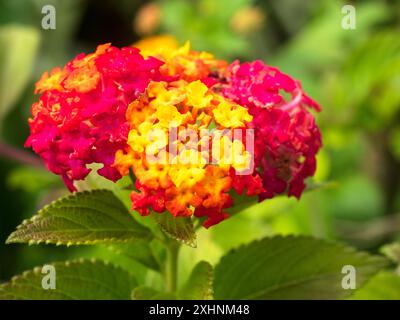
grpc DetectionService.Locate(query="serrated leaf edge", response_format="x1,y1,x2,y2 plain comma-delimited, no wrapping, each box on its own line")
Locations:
158,221,197,248
6,189,152,245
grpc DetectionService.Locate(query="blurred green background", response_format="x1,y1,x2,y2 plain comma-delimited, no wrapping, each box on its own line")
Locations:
1,0,400,287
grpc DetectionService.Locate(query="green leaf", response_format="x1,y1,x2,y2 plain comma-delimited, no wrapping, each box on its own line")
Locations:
303,180,337,193
6,189,152,245
0,24,40,128
74,163,133,210
108,241,161,272
350,272,400,300
132,286,176,300
180,261,213,300
273,1,389,73
0,259,137,300
7,166,62,193
214,235,388,299
156,214,197,248
325,31,400,129
380,242,400,264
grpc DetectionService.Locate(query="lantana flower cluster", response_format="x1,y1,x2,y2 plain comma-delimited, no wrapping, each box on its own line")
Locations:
26,41,321,228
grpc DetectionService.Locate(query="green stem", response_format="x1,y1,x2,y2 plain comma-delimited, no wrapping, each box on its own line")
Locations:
165,240,180,292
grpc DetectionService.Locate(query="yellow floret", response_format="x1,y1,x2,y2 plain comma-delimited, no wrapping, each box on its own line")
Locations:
212,100,253,128
185,80,212,109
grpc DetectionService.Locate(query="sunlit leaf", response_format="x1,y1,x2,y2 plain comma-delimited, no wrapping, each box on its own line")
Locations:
108,241,161,272
214,235,387,299
350,272,400,300
180,261,213,300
